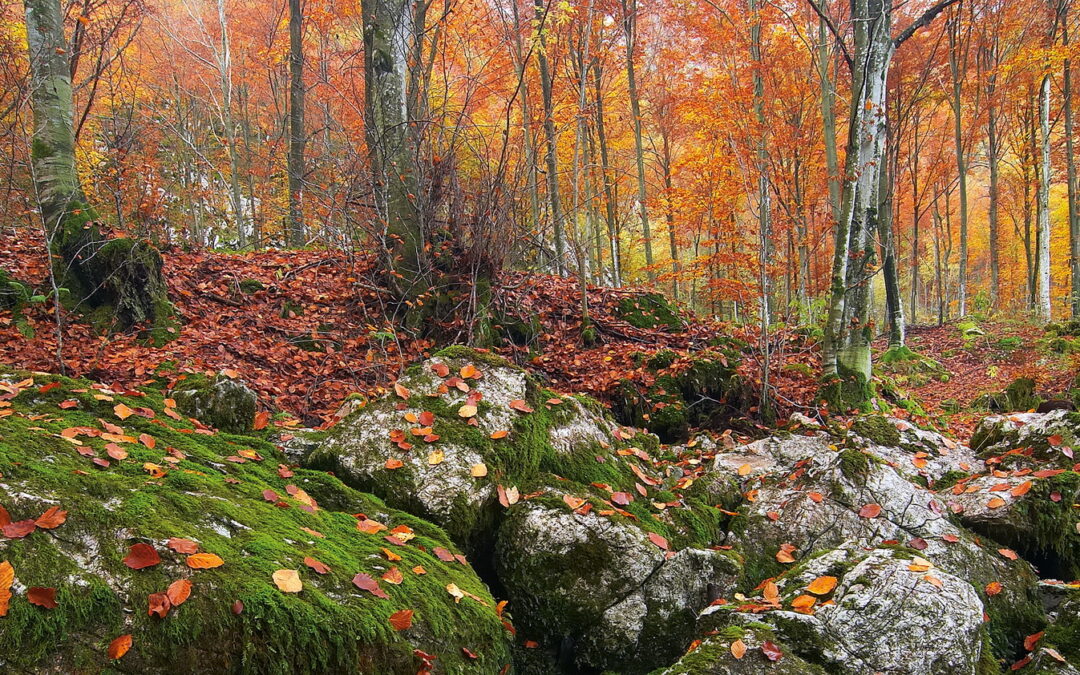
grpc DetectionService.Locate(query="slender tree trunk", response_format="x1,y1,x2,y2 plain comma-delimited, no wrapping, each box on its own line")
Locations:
287,0,306,247
510,0,541,248
1065,19,1080,317
987,77,1001,310
948,14,969,316
593,61,621,284
622,0,653,278
750,0,771,420
818,16,841,224
661,129,678,299
215,0,247,247
878,140,904,347
534,0,564,274
1037,72,1053,320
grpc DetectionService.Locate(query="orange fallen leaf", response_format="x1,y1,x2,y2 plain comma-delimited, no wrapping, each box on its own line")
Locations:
186,553,225,569
985,581,1003,596
108,634,132,660
272,569,303,593
806,576,838,595
858,503,881,518
167,579,192,606
28,586,57,609
35,506,67,529
123,543,162,570
389,609,414,630
730,639,746,659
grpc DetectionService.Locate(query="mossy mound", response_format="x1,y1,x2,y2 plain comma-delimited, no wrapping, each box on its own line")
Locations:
876,346,949,387
75,238,179,345
0,268,29,310
974,377,1044,413
615,292,684,330
612,347,752,443
651,626,826,674
0,369,512,673
171,373,258,434
238,279,265,294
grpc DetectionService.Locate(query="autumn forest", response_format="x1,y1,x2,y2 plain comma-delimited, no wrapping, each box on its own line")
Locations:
1,0,1079,673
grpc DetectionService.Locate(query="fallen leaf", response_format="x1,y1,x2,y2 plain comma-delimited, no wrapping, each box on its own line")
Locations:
35,506,67,529
987,497,1007,509
108,634,132,659
470,463,488,477
114,403,135,420
166,579,192,606
28,586,58,609
457,404,478,418
147,591,171,618
806,576,838,595
304,557,331,574
1024,631,1044,651
167,538,199,554
382,567,404,585
186,553,225,569
648,532,670,550
730,638,746,659
509,399,533,413
858,503,881,518
428,450,445,465
254,411,270,430
389,609,413,630
490,430,508,439
353,573,389,598
761,640,783,662
273,569,303,593
1010,481,1032,497
985,581,1003,596
446,583,465,602
123,543,162,570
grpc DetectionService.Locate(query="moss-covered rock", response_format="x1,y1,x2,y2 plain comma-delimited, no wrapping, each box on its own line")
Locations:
238,279,265,294
615,292,684,330
877,345,950,387
0,369,513,673
497,500,741,674
612,348,752,443
653,626,826,674
171,373,258,434
77,238,178,344
974,377,1044,413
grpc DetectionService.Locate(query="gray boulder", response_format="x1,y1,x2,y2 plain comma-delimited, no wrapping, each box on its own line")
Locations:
171,373,257,433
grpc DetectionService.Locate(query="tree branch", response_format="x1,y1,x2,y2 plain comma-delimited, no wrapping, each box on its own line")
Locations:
894,0,962,47
804,0,853,70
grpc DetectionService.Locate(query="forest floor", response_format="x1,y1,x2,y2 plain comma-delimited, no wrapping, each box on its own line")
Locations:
0,233,1075,439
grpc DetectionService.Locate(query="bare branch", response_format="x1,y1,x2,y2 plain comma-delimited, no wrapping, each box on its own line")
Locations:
894,0,962,47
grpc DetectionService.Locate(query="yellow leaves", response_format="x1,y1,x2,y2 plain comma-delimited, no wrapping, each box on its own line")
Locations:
457,404,478,418
737,463,752,476
730,639,746,659
805,576,838,596
114,403,135,420
273,569,303,593
907,556,934,573
186,553,225,569
790,594,817,613
470,463,488,477
427,450,445,465
446,583,465,602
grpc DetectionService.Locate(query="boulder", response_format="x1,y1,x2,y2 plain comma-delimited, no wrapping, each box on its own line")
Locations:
699,544,989,675
171,373,258,434
496,499,740,674
715,429,1043,659
971,410,1080,470
0,370,512,673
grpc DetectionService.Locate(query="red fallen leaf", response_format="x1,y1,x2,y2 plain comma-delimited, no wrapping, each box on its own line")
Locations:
35,506,67,529
106,444,128,460
985,581,1003,596
1024,630,1044,651
262,489,279,503
1033,469,1065,478
138,433,156,449
304,557,331,574
1010,652,1036,669
3,519,37,539
253,411,270,431
1047,434,1064,447
277,464,294,478
998,548,1019,561
59,399,78,409
148,591,171,618
124,543,162,570
858,503,881,518
92,458,110,469
352,573,390,599
523,640,539,648
28,586,58,609
462,647,478,659
108,634,132,659
648,532,669,550
761,640,783,662
807,492,824,503
1050,491,1062,502
908,537,928,550
431,363,450,377
167,538,199,554
167,579,192,606
418,411,435,426
389,609,414,630
0,505,8,527
39,382,61,394
509,399,534,413
941,534,960,543
385,457,405,470
433,547,456,562
611,492,632,506
232,599,244,615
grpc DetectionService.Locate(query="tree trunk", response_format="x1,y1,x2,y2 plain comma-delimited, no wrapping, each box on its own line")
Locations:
948,13,970,316
593,61,621,285
1065,19,1080,317
216,0,248,248
818,15,841,224
287,0,306,247
1037,72,1053,320
534,0,565,275
661,128,679,299
622,0,653,279
25,0,173,337
364,0,425,306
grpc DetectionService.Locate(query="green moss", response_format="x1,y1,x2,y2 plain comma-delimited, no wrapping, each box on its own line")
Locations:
1045,597,1080,664
238,279,265,294
0,368,512,673
837,448,872,481
171,374,257,434
851,415,901,447
615,292,683,330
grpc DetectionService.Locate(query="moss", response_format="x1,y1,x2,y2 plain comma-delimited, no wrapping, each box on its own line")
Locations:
615,292,683,330
433,345,513,369
877,346,949,382
1013,472,1080,580
1045,597,1080,664
851,415,901,447
837,448,872,481
171,374,257,434
975,378,1044,413
238,278,265,294
0,368,512,673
